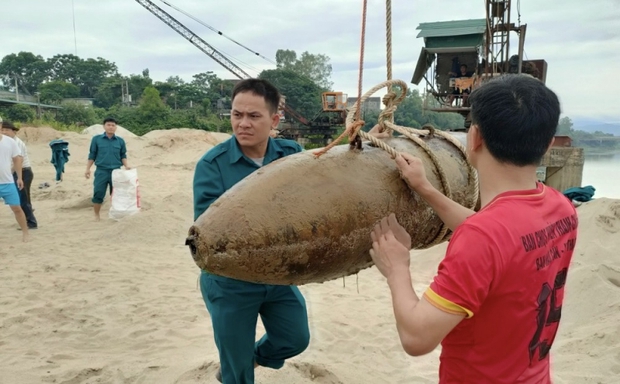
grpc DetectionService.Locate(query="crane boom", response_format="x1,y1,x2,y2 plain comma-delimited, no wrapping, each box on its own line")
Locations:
135,0,250,80
135,0,314,126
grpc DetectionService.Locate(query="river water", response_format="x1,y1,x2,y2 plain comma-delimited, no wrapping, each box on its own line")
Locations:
582,153,620,199
447,132,619,199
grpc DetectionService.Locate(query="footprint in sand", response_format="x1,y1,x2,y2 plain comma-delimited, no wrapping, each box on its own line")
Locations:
595,202,620,233
48,354,77,361
55,367,103,384
599,264,620,288
289,362,343,384
58,196,94,211
174,361,219,383
3,315,29,327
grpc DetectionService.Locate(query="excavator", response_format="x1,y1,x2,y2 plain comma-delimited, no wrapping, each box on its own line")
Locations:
134,0,348,146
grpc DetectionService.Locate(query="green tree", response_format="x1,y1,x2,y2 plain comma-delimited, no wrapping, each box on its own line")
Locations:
165,109,221,131
557,116,574,135
38,81,80,104
165,75,185,86
275,49,333,90
361,109,381,131
259,69,325,120
4,104,36,122
0,52,50,94
127,71,154,102
94,75,123,109
191,71,232,105
201,98,212,116
155,73,220,111
275,49,297,70
104,105,141,131
55,102,99,126
136,86,169,132
77,57,118,98
47,54,118,98
93,71,152,109
376,89,464,130
47,54,82,83
393,89,425,128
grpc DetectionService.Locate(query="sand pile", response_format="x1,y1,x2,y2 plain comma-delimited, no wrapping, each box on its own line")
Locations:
0,125,618,383
36,182,88,203
551,198,620,383
138,129,231,168
82,124,138,138
143,128,230,149
16,126,74,144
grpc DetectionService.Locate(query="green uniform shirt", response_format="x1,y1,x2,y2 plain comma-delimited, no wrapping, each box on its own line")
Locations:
193,136,303,221
88,133,127,170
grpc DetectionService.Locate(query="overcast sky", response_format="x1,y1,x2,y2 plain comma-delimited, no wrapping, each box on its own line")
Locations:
3,0,619,122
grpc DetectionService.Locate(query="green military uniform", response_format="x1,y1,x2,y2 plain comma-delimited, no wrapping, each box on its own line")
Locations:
88,133,127,204
193,136,310,384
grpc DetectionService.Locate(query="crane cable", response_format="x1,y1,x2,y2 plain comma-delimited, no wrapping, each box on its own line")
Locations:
159,0,277,66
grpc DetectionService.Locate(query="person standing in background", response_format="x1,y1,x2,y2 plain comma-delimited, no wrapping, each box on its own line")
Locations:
1,120,37,230
0,116,29,241
85,117,130,221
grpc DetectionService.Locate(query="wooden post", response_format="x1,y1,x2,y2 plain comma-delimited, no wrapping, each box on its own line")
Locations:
540,146,585,192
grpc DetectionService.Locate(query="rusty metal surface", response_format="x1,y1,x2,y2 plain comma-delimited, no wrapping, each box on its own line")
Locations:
186,135,477,285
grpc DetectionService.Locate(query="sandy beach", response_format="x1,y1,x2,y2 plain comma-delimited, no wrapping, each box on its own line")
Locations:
1,126,618,384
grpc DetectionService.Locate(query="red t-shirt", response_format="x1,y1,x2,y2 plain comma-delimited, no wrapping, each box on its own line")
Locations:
424,182,578,383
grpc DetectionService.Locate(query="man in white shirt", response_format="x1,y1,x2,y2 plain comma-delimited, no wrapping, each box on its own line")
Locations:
0,117,29,241
1,120,38,229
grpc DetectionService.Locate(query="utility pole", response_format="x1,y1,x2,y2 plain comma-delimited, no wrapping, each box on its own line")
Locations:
121,79,131,106
35,92,41,119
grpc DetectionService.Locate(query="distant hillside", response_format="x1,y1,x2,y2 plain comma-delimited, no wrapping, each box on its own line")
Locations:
571,117,620,136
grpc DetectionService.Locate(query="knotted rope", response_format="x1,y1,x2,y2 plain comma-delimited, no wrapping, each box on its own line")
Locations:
313,0,479,246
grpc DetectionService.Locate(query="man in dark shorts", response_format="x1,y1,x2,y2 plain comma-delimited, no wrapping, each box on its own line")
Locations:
1,120,38,229
0,116,29,241
85,118,130,221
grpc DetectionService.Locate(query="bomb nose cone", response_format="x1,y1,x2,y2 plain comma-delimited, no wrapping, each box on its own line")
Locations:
186,226,203,267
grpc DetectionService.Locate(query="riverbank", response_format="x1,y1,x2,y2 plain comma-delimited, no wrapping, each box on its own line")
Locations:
579,146,620,156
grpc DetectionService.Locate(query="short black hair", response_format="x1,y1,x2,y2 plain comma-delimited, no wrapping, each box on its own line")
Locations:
469,74,560,166
1,120,17,130
460,64,468,68
231,79,280,114
103,117,117,125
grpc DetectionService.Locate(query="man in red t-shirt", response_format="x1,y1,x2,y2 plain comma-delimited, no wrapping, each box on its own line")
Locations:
369,74,577,383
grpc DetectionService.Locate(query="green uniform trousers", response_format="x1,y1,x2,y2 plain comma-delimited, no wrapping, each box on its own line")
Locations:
92,168,115,204
200,273,310,384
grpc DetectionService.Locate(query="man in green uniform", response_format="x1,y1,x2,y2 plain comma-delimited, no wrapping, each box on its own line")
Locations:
192,79,310,383
85,118,130,221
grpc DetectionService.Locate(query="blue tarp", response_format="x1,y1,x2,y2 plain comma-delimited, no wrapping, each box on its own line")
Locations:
49,139,70,182
563,185,596,202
